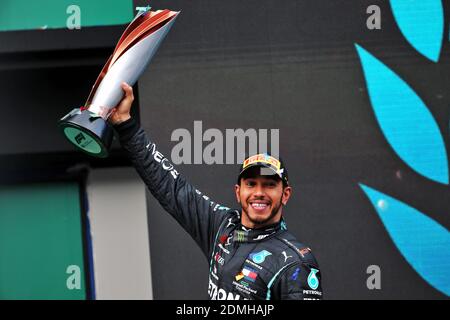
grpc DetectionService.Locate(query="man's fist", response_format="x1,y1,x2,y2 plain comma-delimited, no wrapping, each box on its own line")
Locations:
108,82,134,125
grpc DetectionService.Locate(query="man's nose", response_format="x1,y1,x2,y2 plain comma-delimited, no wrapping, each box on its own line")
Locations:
253,184,266,196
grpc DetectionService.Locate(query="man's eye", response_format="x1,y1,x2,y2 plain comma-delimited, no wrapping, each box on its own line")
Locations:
263,181,277,187
246,181,255,187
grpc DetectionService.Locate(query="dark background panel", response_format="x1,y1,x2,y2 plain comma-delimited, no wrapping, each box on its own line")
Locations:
0,0,448,299
134,0,449,299
0,48,142,155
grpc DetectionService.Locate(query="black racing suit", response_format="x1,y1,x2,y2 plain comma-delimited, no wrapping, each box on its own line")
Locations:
114,118,323,300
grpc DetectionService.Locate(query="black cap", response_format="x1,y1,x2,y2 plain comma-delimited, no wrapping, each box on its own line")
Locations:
238,153,289,186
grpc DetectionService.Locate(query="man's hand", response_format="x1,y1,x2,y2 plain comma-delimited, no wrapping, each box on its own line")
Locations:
108,82,134,125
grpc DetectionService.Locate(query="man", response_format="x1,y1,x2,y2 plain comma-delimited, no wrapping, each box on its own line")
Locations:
109,82,323,300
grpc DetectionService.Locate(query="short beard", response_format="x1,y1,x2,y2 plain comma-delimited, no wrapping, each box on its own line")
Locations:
244,198,283,228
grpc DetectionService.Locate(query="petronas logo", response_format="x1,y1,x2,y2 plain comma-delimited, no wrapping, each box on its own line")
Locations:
307,268,319,290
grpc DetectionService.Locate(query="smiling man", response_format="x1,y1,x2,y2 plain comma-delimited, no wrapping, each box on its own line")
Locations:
110,83,322,300
236,155,292,229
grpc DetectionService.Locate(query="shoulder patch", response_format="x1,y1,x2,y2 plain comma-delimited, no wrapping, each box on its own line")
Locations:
298,247,312,258
278,237,318,267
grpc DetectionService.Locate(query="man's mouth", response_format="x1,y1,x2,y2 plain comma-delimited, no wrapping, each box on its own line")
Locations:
250,202,270,212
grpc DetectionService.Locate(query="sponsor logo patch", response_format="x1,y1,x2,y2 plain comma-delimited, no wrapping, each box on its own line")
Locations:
242,267,258,282
215,252,225,266
303,289,322,296
218,244,230,255
235,272,245,281
282,251,293,262
219,234,228,244
291,267,300,281
249,250,272,264
298,247,311,258
244,259,263,270
232,280,257,295
307,268,320,290
243,154,281,171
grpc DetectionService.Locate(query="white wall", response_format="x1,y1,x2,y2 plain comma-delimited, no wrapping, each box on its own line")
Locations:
87,167,152,300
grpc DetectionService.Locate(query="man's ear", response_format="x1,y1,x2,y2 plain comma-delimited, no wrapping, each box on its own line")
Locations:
234,184,241,204
281,186,292,206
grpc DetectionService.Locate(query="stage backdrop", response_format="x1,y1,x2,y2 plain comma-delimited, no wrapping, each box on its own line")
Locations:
135,0,449,299
0,0,448,300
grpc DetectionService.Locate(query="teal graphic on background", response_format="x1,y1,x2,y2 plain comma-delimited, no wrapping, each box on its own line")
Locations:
355,0,449,297
0,0,133,31
360,184,450,296
355,44,448,185
390,0,444,62
307,268,319,290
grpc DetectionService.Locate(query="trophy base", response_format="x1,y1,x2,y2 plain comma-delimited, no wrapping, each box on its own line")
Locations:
59,109,113,158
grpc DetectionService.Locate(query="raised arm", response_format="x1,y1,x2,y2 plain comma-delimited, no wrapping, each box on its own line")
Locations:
109,83,231,257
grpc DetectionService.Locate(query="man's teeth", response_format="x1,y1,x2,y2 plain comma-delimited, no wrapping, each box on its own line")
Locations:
252,203,268,208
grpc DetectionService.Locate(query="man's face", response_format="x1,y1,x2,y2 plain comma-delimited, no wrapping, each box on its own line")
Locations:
235,167,292,229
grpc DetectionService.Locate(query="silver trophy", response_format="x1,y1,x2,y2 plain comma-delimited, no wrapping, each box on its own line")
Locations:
59,7,179,157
